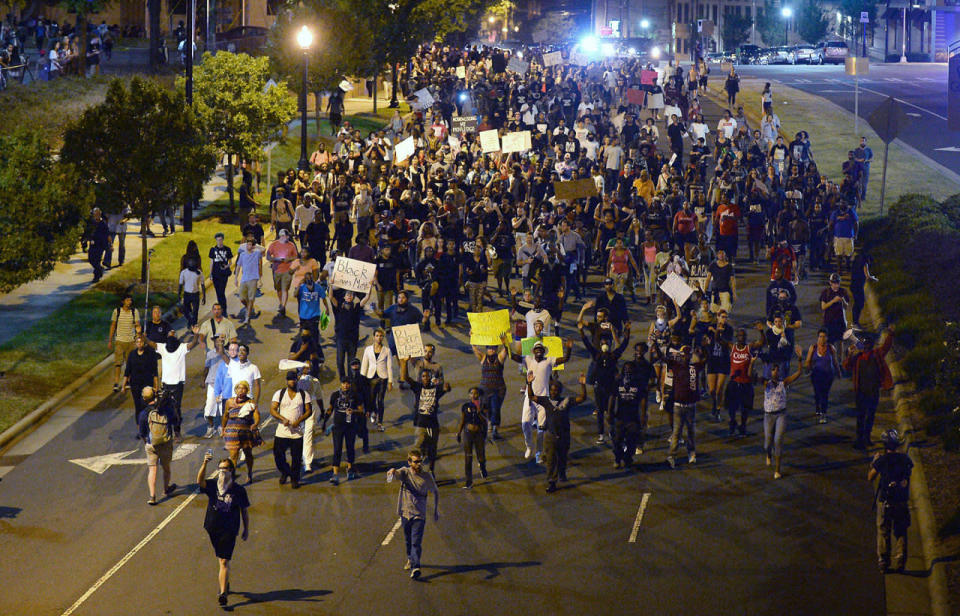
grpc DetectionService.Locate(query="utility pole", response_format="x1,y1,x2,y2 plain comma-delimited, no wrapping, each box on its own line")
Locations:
183,0,195,232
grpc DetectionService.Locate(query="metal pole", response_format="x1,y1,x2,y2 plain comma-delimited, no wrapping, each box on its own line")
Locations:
297,51,309,171
900,8,908,62
879,141,889,215
861,21,866,56
143,248,154,330
854,75,859,136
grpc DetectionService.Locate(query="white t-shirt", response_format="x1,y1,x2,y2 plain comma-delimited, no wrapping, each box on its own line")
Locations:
272,388,312,438
526,309,554,337
523,355,556,397
158,344,189,385
179,269,202,293
717,118,737,139
228,361,262,393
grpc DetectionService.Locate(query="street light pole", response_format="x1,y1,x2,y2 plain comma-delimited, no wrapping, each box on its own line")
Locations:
296,26,312,172
781,7,792,45
900,7,908,63
183,0,195,232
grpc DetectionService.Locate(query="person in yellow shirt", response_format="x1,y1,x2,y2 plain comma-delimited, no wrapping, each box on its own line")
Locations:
632,169,655,206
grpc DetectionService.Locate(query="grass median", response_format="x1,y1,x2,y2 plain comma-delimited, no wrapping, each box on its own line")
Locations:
0,218,243,435
701,77,960,216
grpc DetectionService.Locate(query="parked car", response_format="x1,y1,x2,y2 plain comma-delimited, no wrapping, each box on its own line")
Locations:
706,50,735,63
215,26,268,54
813,40,849,64
735,44,763,65
792,45,817,64
761,46,797,64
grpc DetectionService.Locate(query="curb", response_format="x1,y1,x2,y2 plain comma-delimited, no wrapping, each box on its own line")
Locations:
865,283,952,616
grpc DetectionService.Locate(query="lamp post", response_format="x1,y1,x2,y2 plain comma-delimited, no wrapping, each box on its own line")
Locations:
296,25,312,172
781,6,792,45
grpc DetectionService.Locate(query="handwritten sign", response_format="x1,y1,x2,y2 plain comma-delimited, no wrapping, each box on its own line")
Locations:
392,324,424,359
451,114,477,136
479,129,501,154
501,130,532,154
468,309,511,345
553,178,599,201
660,272,695,307
448,135,461,149
331,256,376,293
542,51,562,67
456,65,466,79
640,70,658,86
338,79,354,92
520,336,564,371
394,136,415,163
411,87,434,110
626,88,645,105
507,56,529,75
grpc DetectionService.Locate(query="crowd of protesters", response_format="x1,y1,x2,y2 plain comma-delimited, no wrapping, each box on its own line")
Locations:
0,14,113,87
102,41,905,598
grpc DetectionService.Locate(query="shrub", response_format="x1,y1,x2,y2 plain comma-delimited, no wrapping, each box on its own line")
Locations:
901,341,947,388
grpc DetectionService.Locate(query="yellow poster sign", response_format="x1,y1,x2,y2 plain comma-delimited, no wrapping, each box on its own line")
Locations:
468,309,511,345
521,336,565,371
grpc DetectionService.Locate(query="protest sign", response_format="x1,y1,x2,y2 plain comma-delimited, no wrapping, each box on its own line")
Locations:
392,324,425,359
626,88,645,105
338,79,354,92
660,272,695,307
455,65,466,79
501,130,532,154
542,51,562,67
507,56,529,75
331,257,377,293
640,70,658,86
553,178,599,201
479,129,501,153
520,336,565,370
468,310,511,345
664,104,681,119
411,87,434,110
394,136,415,163
451,115,478,135
448,135,461,149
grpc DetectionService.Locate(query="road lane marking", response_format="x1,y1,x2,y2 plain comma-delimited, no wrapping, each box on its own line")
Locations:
61,487,203,616
381,518,402,546
628,492,651,543
855,86,948,121
70,444,200,474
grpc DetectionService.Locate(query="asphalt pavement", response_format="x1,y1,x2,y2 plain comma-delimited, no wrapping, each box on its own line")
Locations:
0,98,925,615
731,63,958,173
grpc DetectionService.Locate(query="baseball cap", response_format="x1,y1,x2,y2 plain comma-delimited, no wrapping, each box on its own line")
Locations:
829,273,840,283
604,277,614,285
532,340,546,350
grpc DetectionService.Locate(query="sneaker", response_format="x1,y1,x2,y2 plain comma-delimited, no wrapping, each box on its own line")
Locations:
546,482,557,493
818,415,828,424
655,391,662,404
524,447,532,459
462,483,473,489
667,456,676,469
728,423,737,437
480,466,488,479
291,480,300,489
535,452,542,464
773,471,782,480
595,434,605,444
711,410,720,422
411,568,421,580
204,426,216,439
371,415,376,423
147,496,157,506
688,453,696,464
164,483,177,496
279,475,288,485
377,423,384,432
218,592,227,606
329,475,339,485
112,383,120,393
346,470,356,481
491,427,500,440
404,559,411,570
614,460,623,469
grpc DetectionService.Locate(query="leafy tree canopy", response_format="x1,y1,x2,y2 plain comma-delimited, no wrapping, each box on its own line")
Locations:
721,14,753,50
797,0,829,44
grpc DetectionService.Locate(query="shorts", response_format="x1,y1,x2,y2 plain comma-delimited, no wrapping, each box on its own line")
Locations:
272,269,293,293
825,319,846,344
711,291,733,314
207,529,238,560
833,237,854,257
707,358,730,375
239,279,259,302
145,441,173,467
113,339,135,367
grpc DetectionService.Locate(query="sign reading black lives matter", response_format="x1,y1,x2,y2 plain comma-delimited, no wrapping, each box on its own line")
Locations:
331,257,377,293
451,115,478,135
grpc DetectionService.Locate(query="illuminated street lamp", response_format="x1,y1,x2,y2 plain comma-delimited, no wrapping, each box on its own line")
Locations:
296,25,313,172
781,6,792,44
640,18,650,30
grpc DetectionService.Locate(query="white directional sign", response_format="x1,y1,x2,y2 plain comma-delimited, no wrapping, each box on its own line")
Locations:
71,444,200,474
935,147,960,152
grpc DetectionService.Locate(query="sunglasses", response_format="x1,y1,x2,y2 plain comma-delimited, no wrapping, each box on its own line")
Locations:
409,458,423,465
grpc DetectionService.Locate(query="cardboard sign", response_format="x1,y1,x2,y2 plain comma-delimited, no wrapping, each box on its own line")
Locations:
660,272,695,307
456,65,466,79
411,87,434,110
330,256,377,293
394,136,415,163
479,129,501,153
392,324,424,359
520,336,564,370
507,56,529,75
468,309,511,345
501,130,532,154
640,70,658,86
542,51,562,67
626,88,645,105
448,135,461,149
553,178,599,201
451,114,478,135
338,79,354,92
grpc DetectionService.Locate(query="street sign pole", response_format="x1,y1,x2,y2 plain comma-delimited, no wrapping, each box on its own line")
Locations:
879,141,889,216
866,96,909,216
855,75,859,136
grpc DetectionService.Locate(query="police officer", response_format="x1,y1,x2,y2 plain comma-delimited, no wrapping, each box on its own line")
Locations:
867,428,914,572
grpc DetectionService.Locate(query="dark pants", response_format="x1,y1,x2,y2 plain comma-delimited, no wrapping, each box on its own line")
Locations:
161,382,184,434
213,273,230,311
273,436,303,483
543,427,570,485
331,422,357,468
370,376,387,423
613,419,641,465
726,380,753,433
877,502,910,568
421,285,441,324
130,382,149,424
852,283,866,325
439,284,458,323
462,428,486,486
856,392,879,446
594,383,614,436
89,244,106,281
335,338,358,381
811,370,834,415
182,292,200,327
485,391,503,428
103,232,125,267
403,516,426,569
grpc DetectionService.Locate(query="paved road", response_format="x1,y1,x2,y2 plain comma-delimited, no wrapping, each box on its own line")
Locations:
0,97,923,615
733,63,957,172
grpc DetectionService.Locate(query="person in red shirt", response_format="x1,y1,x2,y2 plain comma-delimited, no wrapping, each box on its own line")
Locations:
727,326,763,437
672,202,699,262
768,240,797,282
713,201,741,261
666,345,706,469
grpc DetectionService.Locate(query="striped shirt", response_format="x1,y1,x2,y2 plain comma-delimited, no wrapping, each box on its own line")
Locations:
112,307,140,343
480,355,506,396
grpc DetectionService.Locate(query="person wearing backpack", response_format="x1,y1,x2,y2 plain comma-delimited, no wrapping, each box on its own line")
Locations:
137,386,180,505
269,371,313,489
868,429,914,572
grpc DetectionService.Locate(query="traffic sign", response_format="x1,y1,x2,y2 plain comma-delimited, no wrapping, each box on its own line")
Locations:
860,11,869,23
867,97,910,144
949,47,959,131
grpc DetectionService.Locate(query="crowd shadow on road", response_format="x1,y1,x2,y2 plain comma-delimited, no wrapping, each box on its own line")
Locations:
223,587,332,610
417,559,541,582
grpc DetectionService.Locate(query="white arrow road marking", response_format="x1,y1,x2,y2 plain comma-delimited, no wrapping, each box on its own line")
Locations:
381,518,403,546
906,112,922,117
628,492,651,543
70,444,200,474
935,147,960,152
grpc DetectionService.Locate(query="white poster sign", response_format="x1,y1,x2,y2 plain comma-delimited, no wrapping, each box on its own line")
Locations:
479,129,501,153
411,87,435,110
331,257,377,293
456,65,466,79
501,130,532,153
542,51,562,67
394,136,415,163
338,79,354,92
659,272,695,307
392,324,425,359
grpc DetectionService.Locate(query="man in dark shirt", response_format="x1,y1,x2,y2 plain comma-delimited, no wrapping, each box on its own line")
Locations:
241,212,265,247
537,248,566,321
666,345,705,469
326,379,364,484
144,306,172,346
591,278,629,332
402,358,450,473
331,289,372,380
123,333,158,428
526,372,587,493
435,239,461,325
209,233,234,311
87,208,110,283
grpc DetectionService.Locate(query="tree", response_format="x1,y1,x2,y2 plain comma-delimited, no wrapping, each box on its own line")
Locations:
61,0,112,76
797,0,829,44
61,77,217,282
0,129,92,292
183,52,296,214
756,0,785,46
838,0,876,47
721,14,753,50
531,12,578,44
